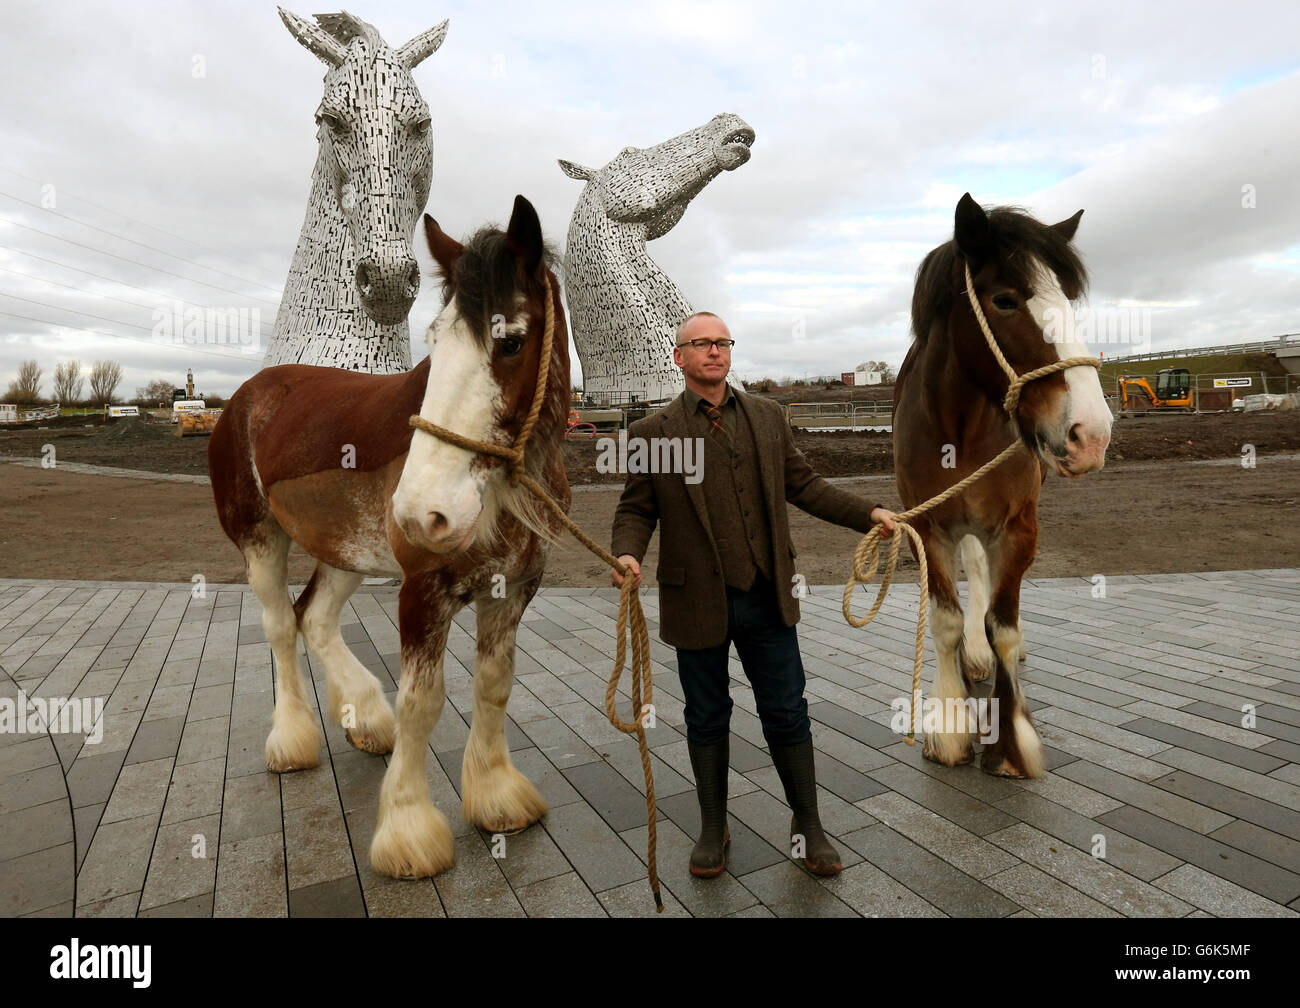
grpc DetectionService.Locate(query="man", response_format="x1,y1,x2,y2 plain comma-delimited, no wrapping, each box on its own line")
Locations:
610,311,897,878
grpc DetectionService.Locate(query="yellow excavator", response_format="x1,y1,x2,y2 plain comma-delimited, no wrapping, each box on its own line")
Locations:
1116,368,1194,416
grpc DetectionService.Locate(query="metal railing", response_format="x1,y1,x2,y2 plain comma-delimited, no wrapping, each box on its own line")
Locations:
787,400,894,429
1102,333,1300,365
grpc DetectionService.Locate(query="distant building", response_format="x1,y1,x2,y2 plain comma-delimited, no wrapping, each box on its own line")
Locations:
844,362,886,386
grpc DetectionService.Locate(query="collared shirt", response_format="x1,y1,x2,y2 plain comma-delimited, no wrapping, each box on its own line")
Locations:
683,383,737,443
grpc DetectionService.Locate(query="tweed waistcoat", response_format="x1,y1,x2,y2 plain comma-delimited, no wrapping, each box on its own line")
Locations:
698,399,773,590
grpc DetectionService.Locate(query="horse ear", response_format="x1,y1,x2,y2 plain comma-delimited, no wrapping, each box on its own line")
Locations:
954,193,992,267
558,159,595,181
1052,209,1084,243
505,195,545,278
277,7,346,67
423,213,463,279
396,19,449,69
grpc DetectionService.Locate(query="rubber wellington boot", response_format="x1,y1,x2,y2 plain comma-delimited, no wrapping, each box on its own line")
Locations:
771,738,842,876
686,739,730,878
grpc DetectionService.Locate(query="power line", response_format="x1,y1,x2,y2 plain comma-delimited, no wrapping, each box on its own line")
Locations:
0,214,282,308
0,190,284,297
0,164,287,293
0,262,274,338
0,297,264,364
0,245,276,338
0,309,264,366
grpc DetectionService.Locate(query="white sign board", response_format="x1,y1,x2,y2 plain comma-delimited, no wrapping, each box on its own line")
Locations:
1214,378,1253,388
108,406,140,417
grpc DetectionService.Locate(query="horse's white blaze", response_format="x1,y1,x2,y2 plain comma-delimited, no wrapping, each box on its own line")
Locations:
1025,261,1112,474
391,299,501,551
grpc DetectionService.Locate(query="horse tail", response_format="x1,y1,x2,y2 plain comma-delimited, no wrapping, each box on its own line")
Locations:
292,567,322,629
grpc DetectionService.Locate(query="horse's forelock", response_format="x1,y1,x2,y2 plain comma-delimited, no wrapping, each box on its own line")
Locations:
911,206,1088,343
445,228,561,347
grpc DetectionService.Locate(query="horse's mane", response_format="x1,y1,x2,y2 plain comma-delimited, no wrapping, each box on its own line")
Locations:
440,228,561,347
911,206,1088,345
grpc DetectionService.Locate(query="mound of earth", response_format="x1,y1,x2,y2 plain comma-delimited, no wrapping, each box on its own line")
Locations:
100,417,172,441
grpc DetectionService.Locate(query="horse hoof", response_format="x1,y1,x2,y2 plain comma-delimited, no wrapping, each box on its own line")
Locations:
345,727,394,756
265,718,323,773
462,765,548,834
980,754,1026,778
962,653,996,684
922,738,974,767
370,803,455,879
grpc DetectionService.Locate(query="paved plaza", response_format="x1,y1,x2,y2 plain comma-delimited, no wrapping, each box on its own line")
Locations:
2,569,1299,918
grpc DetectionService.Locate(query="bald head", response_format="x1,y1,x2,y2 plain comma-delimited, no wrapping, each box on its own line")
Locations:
675,311,729,346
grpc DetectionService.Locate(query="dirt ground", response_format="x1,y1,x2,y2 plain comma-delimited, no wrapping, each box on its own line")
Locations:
1,411,1297,587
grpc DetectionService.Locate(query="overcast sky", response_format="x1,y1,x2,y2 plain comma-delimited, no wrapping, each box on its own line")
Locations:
2,0,1298,398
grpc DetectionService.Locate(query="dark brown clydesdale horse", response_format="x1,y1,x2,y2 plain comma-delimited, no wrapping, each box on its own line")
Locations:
210,196,569,877
895,194,1112,777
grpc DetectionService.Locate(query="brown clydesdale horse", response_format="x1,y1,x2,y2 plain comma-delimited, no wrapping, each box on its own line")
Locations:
209,195,570,877
894,193,1112,778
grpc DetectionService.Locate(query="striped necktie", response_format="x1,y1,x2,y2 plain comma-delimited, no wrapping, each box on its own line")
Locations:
703,399,729,444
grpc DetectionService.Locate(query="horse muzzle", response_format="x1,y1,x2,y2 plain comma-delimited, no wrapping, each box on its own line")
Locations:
356,256,420,326
1036,420,1111,478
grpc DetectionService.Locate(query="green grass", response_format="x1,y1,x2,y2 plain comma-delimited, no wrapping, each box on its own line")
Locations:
1100,351,1288,387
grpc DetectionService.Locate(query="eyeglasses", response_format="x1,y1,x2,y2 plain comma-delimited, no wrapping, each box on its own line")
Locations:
677,338,735,351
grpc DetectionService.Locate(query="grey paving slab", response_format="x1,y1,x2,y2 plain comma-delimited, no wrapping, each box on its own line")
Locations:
213,830,287,918
2,574,1297,917
0,841,75,916
1053,760,1235,835
140,812,220,911
619,818,761,917
840,822,1021,917
994,792,1183,882
290,877,366,917
985,822,1194,917
1097,805,1300,904
1123,717,1286,774
867,761,1018,837
1209,819,1300,875
431,832,525,918
1153,864,1297,917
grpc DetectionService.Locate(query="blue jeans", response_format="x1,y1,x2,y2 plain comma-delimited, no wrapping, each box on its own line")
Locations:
674,573,811,747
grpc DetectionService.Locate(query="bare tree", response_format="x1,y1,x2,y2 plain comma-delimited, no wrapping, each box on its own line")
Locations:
135,378,177,405
88,360,124,404
53,360,84,405
3,360,43,403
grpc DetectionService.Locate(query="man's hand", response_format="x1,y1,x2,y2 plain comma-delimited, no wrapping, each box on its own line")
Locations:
611,554,642,589
870,506,898,539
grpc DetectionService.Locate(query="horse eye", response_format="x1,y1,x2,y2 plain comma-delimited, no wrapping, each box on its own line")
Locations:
497,335,524,358
410,117,431,136
992,294,1019,312
318,112,347,136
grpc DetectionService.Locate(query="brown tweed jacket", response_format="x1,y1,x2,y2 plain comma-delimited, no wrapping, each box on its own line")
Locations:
610,388,881,649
